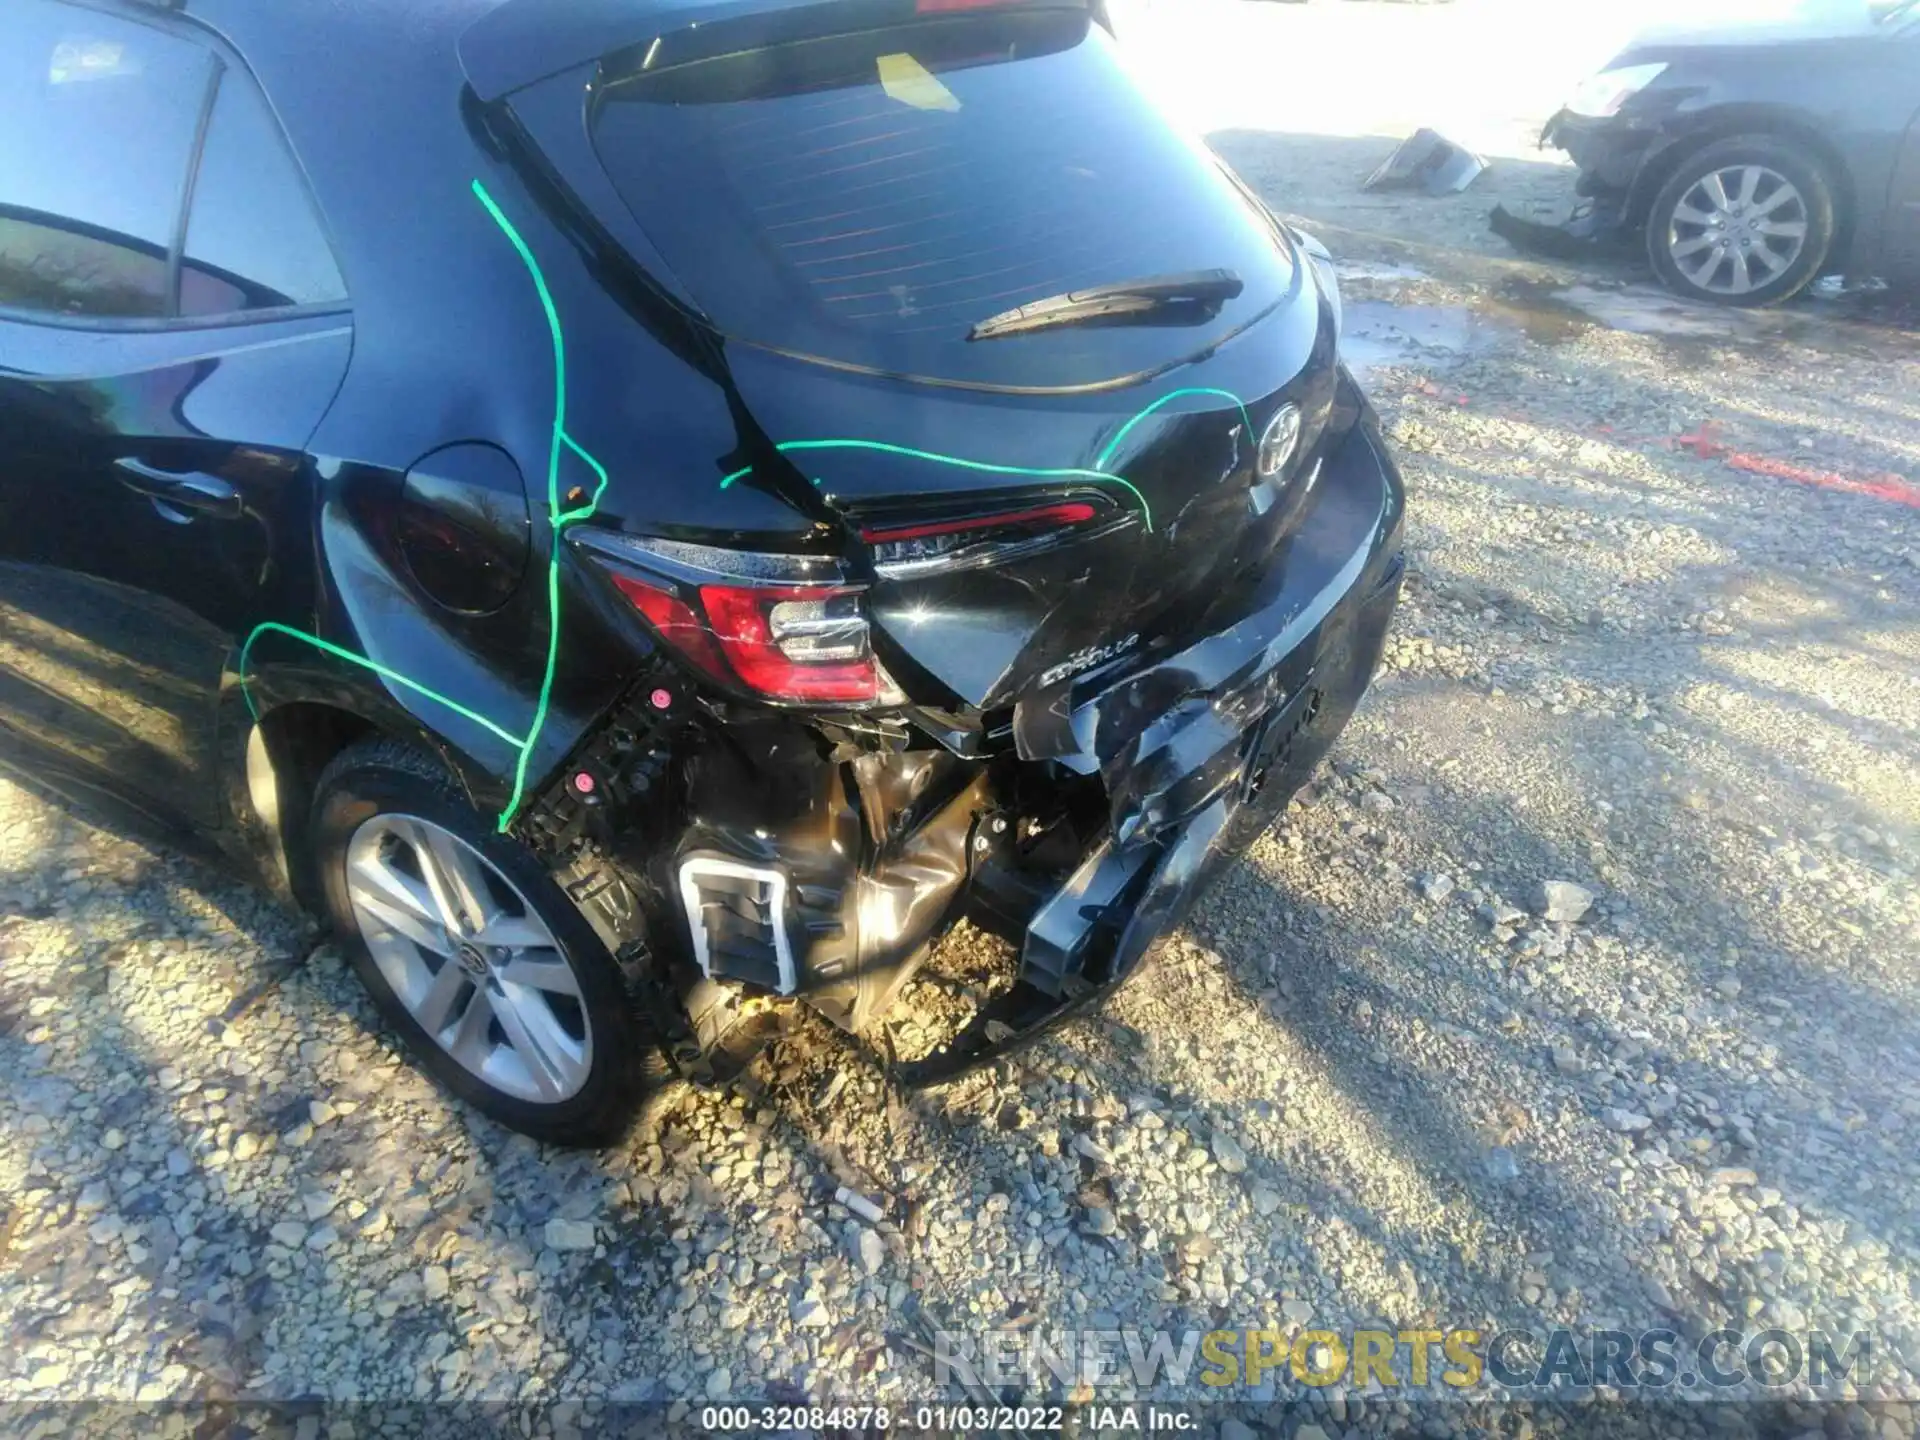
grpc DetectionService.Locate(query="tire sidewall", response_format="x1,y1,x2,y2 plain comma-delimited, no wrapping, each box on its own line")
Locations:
312,750,645,1142
1647,137,1836,308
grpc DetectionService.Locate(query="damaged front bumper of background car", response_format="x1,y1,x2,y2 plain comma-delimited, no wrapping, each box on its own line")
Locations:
1488,109,1650,261
529,395,1404,1090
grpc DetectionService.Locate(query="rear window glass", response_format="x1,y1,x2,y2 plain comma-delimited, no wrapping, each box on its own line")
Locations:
587,8,1294,389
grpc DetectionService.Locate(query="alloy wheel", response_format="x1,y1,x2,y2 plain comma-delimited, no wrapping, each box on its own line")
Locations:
344,813,592,1104
1664,164,1810,298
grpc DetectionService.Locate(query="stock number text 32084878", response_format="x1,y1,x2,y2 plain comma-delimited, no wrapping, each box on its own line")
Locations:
700,1405,1071,1432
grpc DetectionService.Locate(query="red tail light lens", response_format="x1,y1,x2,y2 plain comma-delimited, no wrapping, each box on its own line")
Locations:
606,574,734,687
859,500,1108,577
607,572,887,705
697,584,879,703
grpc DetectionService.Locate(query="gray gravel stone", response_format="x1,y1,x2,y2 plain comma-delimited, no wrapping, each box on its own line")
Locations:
1210,1132,1248,1174
1533,880,1596,924
856,1227,886,1277
544,1218,597,1252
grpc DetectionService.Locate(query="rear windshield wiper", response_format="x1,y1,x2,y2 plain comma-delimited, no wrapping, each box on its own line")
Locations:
967,269,1244,342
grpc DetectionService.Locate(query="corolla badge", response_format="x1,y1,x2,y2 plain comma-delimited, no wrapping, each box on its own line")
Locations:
1257,403,1303,480
1039,632,1141,688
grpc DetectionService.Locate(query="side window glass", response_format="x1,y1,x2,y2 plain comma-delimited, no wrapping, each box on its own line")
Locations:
180,67,346,316
0,0,211,319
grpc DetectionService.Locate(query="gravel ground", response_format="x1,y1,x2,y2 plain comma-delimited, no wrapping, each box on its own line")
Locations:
4,4,1919,1434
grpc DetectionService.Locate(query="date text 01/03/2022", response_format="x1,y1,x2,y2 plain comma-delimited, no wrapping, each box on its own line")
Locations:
699,1404,1200,1432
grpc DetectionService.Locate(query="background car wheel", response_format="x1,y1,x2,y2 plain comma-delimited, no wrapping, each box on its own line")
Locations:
1647,136,1837,308
311,739,668,1147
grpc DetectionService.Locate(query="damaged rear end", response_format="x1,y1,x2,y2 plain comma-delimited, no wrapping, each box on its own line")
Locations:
466,0,1405,1081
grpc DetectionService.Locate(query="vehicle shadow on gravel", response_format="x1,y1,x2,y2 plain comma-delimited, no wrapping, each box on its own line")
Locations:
0,797,564,1405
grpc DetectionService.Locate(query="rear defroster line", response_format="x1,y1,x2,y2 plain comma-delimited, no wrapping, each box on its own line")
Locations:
238,179,610,833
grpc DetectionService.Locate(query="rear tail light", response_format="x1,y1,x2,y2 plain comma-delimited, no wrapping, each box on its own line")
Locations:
696,583,880,703
581,534,899,706
859,498,1113,578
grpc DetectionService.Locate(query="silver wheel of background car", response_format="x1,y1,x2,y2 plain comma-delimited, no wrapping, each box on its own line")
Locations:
1664,164,1810,298
344,813,592,1104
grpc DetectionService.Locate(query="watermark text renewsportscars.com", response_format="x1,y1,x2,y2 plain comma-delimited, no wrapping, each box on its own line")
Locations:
934,1326,1876,1396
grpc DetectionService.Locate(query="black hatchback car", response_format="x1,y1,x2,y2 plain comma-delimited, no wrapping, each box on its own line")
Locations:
0,0,1404,1144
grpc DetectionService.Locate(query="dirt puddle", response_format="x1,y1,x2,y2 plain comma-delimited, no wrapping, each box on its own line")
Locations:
1339,270,1917,382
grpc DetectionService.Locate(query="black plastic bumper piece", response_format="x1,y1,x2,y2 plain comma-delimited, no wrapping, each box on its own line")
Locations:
895,414,1406,1087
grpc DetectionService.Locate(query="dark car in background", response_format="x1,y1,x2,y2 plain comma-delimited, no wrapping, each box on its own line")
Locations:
1544,2,1920,304
0,0,1403,1145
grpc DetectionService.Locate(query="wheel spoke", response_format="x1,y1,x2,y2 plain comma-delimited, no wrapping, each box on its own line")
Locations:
1682,251,1722,286
1728,248,1754,293
1673,202,1718,228
1671,234,1717,259
1755,184,1801,216
410,823,494,936
445,983,498,1073
416,958,475,1035
345,810,593,1105
490,989,582,1101
1703,172,1732,211
347,850,450,955
1736,166,1761,206
1758,219,1807,241
471,911,556,952
497,955,581,997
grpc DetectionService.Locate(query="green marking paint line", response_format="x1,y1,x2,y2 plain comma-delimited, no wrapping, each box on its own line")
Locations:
237,623,528,750
237,181,608,834
1092,386,1255,472
721,440,1152,531
471,177,609,833
238,206,1255,827
719,388,1262,535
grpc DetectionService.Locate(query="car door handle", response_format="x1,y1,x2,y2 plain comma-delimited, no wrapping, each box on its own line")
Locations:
113,458,243,520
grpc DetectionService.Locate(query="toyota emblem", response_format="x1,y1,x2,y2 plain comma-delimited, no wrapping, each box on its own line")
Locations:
1257,404,1302,480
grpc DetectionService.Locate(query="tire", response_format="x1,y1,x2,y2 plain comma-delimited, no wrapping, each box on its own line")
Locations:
310,739,668,1146
1647,135,1836,308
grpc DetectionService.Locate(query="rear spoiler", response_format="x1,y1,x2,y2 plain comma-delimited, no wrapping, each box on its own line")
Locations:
459,0,1106,103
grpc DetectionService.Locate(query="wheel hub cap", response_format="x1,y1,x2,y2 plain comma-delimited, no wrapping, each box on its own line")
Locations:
1666,163,1809,297
344,813,592,1104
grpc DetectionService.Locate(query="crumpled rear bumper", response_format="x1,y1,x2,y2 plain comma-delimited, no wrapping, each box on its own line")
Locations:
898,399,1405,1085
